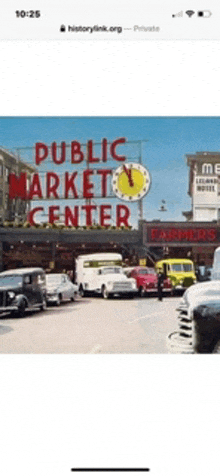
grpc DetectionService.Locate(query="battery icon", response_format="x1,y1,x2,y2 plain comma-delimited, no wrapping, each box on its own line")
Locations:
197,10,212,17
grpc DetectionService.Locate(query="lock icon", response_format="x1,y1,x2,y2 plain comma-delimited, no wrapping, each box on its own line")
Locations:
60,25,66,32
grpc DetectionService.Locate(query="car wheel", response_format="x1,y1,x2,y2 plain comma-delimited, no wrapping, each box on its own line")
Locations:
55,294,61,306
40,297,47,311
79,285,89,297
71,295,75,302
12,299,26,318
102,285,110,299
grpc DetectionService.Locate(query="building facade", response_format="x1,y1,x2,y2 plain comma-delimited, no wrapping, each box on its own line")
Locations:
183,151,220,222
0,147,35,223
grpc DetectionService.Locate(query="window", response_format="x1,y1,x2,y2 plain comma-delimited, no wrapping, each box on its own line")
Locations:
24,275,32,284
5,167,10,182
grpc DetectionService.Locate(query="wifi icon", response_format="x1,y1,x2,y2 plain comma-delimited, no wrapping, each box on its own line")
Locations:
186,10,195,17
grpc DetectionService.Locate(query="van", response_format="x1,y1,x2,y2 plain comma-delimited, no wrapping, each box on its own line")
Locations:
76,253,137,298
155,258,196,293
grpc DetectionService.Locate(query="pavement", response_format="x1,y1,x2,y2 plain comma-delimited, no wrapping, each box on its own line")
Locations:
0,295,180,353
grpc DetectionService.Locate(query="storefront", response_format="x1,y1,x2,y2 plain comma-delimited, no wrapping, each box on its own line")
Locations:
142,221,220,266
0,226,142,277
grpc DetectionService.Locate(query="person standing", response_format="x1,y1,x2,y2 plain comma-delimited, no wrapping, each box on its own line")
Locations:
157,267,165,301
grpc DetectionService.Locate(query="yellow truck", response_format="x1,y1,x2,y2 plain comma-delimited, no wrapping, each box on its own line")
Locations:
155,258,196,293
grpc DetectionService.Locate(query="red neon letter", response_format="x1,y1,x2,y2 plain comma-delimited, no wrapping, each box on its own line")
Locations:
65,172,78,198
87,140,99,163
97,169,112,197
110,138,126,161
28,207,44,226
35,143,48,165
49,206,60,224
71,141,84,163
116,204,130,227
83,170,94,198
100,205,112,227
28,174,43,199
102,138,108,162
82,205,97,226
51,142,66,165
9,173,27,199
64,206,79,226
151,229,158,241
46,172,60,198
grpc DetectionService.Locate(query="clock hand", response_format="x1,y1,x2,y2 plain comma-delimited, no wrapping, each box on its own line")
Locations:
123,165,134,187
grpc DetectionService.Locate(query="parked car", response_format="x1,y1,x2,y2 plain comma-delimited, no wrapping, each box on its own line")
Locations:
155,258,196,293
169,247,220,353
129,266,172,297
92,266,137,299
76,252,137,299
46,273,78,305
195,265,212,282
0,267,47,317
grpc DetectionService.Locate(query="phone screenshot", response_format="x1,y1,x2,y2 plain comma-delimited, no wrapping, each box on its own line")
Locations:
0,1,220,475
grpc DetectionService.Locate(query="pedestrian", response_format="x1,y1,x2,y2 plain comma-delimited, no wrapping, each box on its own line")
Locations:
157,267,165,301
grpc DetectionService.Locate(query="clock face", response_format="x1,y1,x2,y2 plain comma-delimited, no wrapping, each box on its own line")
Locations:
112,163,151,201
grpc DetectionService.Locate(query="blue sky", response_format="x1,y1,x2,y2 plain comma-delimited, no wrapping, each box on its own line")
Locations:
1,117,220,224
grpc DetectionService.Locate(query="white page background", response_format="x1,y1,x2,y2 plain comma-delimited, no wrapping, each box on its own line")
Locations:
0,41,220,476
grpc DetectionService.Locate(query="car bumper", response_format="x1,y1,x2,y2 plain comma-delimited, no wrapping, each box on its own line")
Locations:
144,287,171,293
0,306,18,313
46,296,59,304
108,287,137,294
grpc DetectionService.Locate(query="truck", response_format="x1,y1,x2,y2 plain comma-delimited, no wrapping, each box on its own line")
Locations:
155,258,196,294
76,252,137,299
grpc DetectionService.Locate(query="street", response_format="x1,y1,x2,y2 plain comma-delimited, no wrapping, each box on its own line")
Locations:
0,295,180,353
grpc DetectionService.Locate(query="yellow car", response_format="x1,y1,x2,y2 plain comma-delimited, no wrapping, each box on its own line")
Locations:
155,258,196,293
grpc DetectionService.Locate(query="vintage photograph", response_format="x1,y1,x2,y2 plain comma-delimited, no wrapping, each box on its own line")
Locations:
1,116,220,353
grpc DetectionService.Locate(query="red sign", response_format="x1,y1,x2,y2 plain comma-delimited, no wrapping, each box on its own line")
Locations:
8,137,133,227
146,226,218,243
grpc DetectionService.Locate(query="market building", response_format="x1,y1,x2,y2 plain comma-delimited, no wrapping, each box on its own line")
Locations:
1,145,220,274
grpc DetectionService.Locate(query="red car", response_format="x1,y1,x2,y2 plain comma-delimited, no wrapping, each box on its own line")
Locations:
129,266,172,297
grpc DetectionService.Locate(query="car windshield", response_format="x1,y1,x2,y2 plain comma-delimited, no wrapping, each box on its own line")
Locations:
171,264,183,272
0,275,22,287
136,269,148,275
46,275,62,284
101,267,122,274
171,263,193,272
183,264,193,272
137,268,155,275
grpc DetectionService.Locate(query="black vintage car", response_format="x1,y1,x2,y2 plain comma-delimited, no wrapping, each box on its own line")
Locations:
0,268,47,317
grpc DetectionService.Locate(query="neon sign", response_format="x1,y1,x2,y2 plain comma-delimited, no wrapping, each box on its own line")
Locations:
8,138,148,227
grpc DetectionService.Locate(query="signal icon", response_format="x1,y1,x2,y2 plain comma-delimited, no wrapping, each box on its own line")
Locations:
185,10,195,17
172,11,183,17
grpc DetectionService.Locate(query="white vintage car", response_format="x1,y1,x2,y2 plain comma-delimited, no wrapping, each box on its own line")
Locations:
46,273,78,306
80,265,138,299
168,247,220,353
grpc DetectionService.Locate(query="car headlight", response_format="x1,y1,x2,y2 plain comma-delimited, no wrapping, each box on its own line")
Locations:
8,291,15,300
107,281,113,286
179,291,189,308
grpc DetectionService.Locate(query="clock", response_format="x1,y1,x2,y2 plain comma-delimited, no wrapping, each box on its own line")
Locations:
112,163,151,201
